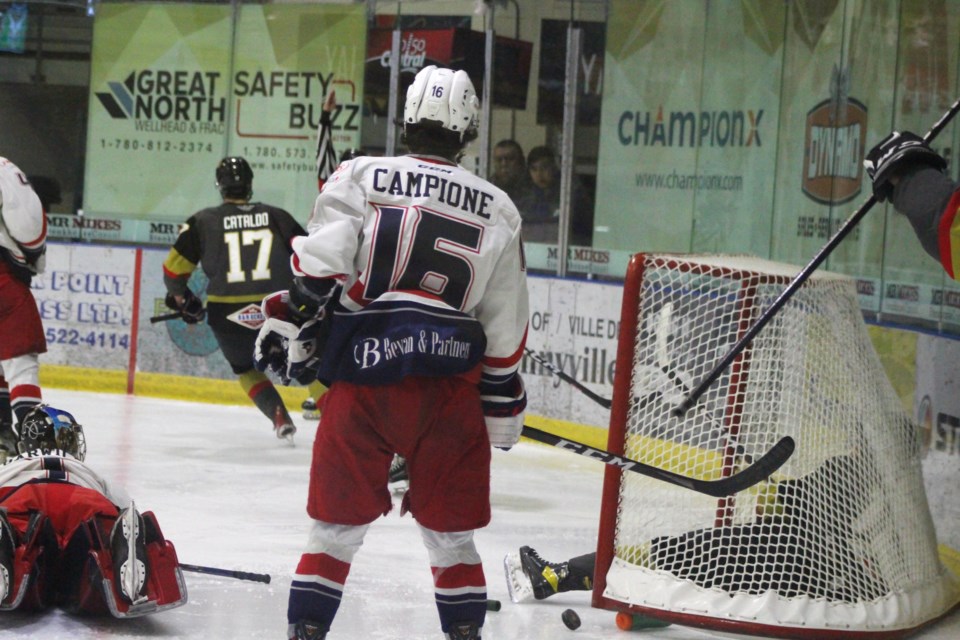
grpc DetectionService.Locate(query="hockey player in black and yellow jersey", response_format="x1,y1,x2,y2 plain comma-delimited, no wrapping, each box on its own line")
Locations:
162,156,326,441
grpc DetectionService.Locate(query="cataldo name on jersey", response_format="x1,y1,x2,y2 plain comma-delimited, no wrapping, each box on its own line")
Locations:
223,211,271,230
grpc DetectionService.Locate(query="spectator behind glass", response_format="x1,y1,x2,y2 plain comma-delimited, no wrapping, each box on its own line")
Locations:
516,146,592,245
490,139,531,203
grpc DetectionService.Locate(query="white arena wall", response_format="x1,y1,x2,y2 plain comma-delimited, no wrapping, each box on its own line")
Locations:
31,241,959,548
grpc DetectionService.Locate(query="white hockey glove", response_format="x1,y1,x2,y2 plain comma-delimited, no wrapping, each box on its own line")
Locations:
480,373,527,450
254,291,323,385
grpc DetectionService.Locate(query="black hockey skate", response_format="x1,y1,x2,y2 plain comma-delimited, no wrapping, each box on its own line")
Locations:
301,397,320,421
0,422,17,462
504,546,592,602
0,509,15,605
274,406,297,442
388,454,408,495
110,503,149,605
446,621,481,640
292,619,328,640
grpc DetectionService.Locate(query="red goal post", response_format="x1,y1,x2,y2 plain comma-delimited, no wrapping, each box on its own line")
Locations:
593,253,960,639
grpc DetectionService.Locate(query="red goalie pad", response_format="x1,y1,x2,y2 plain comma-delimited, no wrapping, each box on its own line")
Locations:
0,513,55,611
80,511,187,618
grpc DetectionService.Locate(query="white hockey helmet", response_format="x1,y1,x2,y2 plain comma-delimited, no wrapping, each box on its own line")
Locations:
403,65,480,141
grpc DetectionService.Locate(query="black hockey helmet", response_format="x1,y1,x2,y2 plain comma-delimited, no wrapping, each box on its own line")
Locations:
17,404,87,461
215,156,253,200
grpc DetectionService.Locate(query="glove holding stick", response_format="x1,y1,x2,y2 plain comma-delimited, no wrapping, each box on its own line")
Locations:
254,277,339,385
863,131,947,202
163,288,206,324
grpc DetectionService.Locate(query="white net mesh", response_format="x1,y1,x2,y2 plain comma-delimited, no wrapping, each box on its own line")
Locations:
601,254,959,637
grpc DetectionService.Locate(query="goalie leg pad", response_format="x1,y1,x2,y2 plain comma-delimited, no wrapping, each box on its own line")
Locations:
0,511,56,612
77,509,187,618
112,503,148,606
0,509,15,605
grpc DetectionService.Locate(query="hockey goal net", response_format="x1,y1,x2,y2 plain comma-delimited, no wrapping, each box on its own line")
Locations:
593,253,960,639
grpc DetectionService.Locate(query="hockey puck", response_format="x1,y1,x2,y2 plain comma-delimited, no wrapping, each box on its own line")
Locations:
486,599,502,612
561,608,581,630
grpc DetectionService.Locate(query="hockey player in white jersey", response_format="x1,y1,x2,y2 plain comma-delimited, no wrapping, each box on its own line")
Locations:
0,157,48,459
254,65,529,640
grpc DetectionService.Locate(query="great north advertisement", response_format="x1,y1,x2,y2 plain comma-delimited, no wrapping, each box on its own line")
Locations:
83,2,365,223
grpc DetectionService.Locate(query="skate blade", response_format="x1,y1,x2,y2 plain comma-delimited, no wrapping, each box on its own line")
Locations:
388,480,408,497
275,424,297,446
503,552,535,604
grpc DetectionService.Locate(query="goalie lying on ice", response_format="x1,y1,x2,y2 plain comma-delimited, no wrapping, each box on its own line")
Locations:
0,405,186,618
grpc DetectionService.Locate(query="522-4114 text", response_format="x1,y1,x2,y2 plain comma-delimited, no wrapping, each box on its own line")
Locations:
45,328,130,349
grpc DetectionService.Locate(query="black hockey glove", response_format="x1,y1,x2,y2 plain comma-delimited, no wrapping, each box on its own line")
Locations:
164,288,206,324
288,275,339,321
864,131,947,202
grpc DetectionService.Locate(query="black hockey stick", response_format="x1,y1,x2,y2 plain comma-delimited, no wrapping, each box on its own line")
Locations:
150,308,208,324
150,311,183,323
524,348,612,409
521,425,794,497
674,94,960,419
526,347,716,421
179,563,271,584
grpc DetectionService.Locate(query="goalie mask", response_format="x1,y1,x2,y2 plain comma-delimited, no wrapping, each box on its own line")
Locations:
215,156,254,200
17,405,87,461
403,65,479,141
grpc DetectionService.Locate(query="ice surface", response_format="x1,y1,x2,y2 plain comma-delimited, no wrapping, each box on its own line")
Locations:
2,389,957,639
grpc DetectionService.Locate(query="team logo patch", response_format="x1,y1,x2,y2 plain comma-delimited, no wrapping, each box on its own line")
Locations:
226,303,265,329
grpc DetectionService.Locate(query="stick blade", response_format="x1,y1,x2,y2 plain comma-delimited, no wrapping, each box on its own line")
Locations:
698,435,795,497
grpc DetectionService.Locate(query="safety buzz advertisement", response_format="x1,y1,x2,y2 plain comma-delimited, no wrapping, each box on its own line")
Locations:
83,2,365,224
